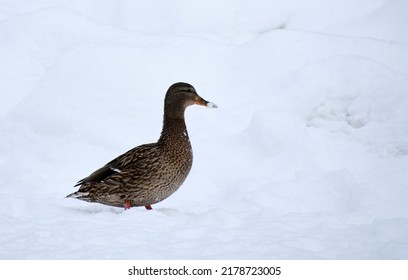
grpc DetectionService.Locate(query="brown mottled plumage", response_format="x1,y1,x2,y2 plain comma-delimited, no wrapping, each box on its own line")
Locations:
66,82,217,210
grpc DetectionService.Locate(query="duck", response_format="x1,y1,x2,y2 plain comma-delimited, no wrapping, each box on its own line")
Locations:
66,82,217,210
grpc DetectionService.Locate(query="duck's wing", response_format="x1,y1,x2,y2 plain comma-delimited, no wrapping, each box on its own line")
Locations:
73,164,121,187
73,143,158,187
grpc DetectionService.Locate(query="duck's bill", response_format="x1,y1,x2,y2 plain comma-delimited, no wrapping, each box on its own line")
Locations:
206,101,217,108
195,96,218,109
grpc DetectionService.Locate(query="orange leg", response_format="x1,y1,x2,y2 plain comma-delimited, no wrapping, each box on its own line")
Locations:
145,205,152,210
123,200,132,210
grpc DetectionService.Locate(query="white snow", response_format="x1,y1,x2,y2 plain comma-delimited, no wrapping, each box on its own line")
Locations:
1,0,408,259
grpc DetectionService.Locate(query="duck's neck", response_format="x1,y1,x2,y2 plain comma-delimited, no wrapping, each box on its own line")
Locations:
158,115,191,149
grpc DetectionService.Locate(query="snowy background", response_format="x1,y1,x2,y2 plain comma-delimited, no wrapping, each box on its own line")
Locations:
1,0,408,259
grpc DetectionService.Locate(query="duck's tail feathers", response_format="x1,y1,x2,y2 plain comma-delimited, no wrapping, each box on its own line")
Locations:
66,191,89,199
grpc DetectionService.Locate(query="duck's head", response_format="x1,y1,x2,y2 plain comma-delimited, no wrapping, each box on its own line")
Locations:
164,82,217,119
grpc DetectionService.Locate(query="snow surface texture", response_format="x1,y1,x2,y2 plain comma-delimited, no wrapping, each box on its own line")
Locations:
1,0,408,259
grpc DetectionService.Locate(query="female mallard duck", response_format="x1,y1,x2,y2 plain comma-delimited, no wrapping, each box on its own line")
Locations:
67,82,217,210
